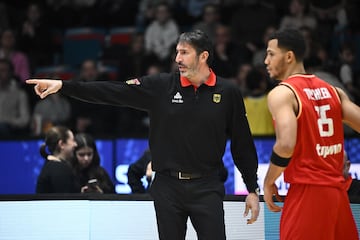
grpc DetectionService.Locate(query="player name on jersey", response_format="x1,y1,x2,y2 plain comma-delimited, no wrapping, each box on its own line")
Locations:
303,87,331,100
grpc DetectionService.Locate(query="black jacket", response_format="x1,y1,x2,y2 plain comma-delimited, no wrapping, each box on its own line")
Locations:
61,72,259,192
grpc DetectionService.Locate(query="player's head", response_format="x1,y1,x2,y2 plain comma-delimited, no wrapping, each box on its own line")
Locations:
269,28,306,62
264,28,306,80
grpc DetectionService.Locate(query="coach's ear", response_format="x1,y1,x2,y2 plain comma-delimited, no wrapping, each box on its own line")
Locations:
200,51,209,63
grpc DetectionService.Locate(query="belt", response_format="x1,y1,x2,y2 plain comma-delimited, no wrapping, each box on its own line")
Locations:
160,171,211,180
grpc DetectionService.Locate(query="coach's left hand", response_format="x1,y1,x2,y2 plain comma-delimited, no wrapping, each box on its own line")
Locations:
244,193,260,224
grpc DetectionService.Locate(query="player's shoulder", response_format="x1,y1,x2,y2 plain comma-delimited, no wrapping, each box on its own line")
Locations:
268,83,295,101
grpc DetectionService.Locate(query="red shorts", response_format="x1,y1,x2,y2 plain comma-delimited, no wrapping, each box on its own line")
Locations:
280,184,359,240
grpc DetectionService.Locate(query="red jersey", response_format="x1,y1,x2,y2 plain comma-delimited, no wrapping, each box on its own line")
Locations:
280,74,345,188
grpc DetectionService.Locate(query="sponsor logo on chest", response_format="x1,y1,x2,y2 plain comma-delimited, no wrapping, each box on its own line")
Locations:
172,92,183,103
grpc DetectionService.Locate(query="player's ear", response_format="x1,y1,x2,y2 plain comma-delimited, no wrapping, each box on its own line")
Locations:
286,51,295,63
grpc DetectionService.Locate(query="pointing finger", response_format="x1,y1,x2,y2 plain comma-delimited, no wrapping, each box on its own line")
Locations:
26,79,41,85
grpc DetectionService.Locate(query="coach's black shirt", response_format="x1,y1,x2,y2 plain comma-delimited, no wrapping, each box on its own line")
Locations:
61,71,259,192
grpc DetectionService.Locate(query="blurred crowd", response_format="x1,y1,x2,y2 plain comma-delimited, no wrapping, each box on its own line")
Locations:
0,0,360,138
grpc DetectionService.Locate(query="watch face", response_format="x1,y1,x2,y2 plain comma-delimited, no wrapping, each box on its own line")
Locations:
255,187,260,196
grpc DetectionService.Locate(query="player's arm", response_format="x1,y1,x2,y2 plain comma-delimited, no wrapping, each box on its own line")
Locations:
336,87,360,133
263,85,297,212
269,85,297,158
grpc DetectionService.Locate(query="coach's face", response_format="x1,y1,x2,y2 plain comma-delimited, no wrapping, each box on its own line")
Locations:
264,39,288,81
175,42,201,80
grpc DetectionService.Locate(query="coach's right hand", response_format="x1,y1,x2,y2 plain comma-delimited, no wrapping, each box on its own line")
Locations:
26,79,63,99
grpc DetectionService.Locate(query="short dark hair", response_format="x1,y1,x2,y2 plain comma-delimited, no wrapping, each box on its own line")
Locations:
269,28,306,62
177,30,214,66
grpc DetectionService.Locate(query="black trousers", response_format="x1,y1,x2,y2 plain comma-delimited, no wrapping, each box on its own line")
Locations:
149,173,226,240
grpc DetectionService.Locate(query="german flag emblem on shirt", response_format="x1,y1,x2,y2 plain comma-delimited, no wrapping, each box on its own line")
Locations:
213,94,221,103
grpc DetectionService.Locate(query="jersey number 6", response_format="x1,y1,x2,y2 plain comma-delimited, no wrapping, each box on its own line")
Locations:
315,105,334,137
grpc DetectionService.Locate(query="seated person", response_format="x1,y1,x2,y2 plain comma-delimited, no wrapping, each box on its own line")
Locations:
72,133,115,193
36,126,79,193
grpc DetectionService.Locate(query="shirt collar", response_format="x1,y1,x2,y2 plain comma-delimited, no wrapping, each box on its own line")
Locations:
180,69,216,87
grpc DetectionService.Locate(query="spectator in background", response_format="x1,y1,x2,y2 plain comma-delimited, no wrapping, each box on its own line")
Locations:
233,62,253,95
243,68,275,136
71,59,114,136
298,26,338,77
107,32,159,80
305,57,352,100
127,148,153,193
192,3,221,43
309,0,343,48
72,133,115,194
31,87,71,136
144,2,179,64
36,125,79,193
338,42,360,104
252,25,276,67
184,0,218,21
309,0,343,22
136,0,177,31
17,2,53,73
279,0,317,30
74,59,109,82
298,26,323,64
0,58,30,137
212,24,252,79
0,28,30,82
230,1,277,50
